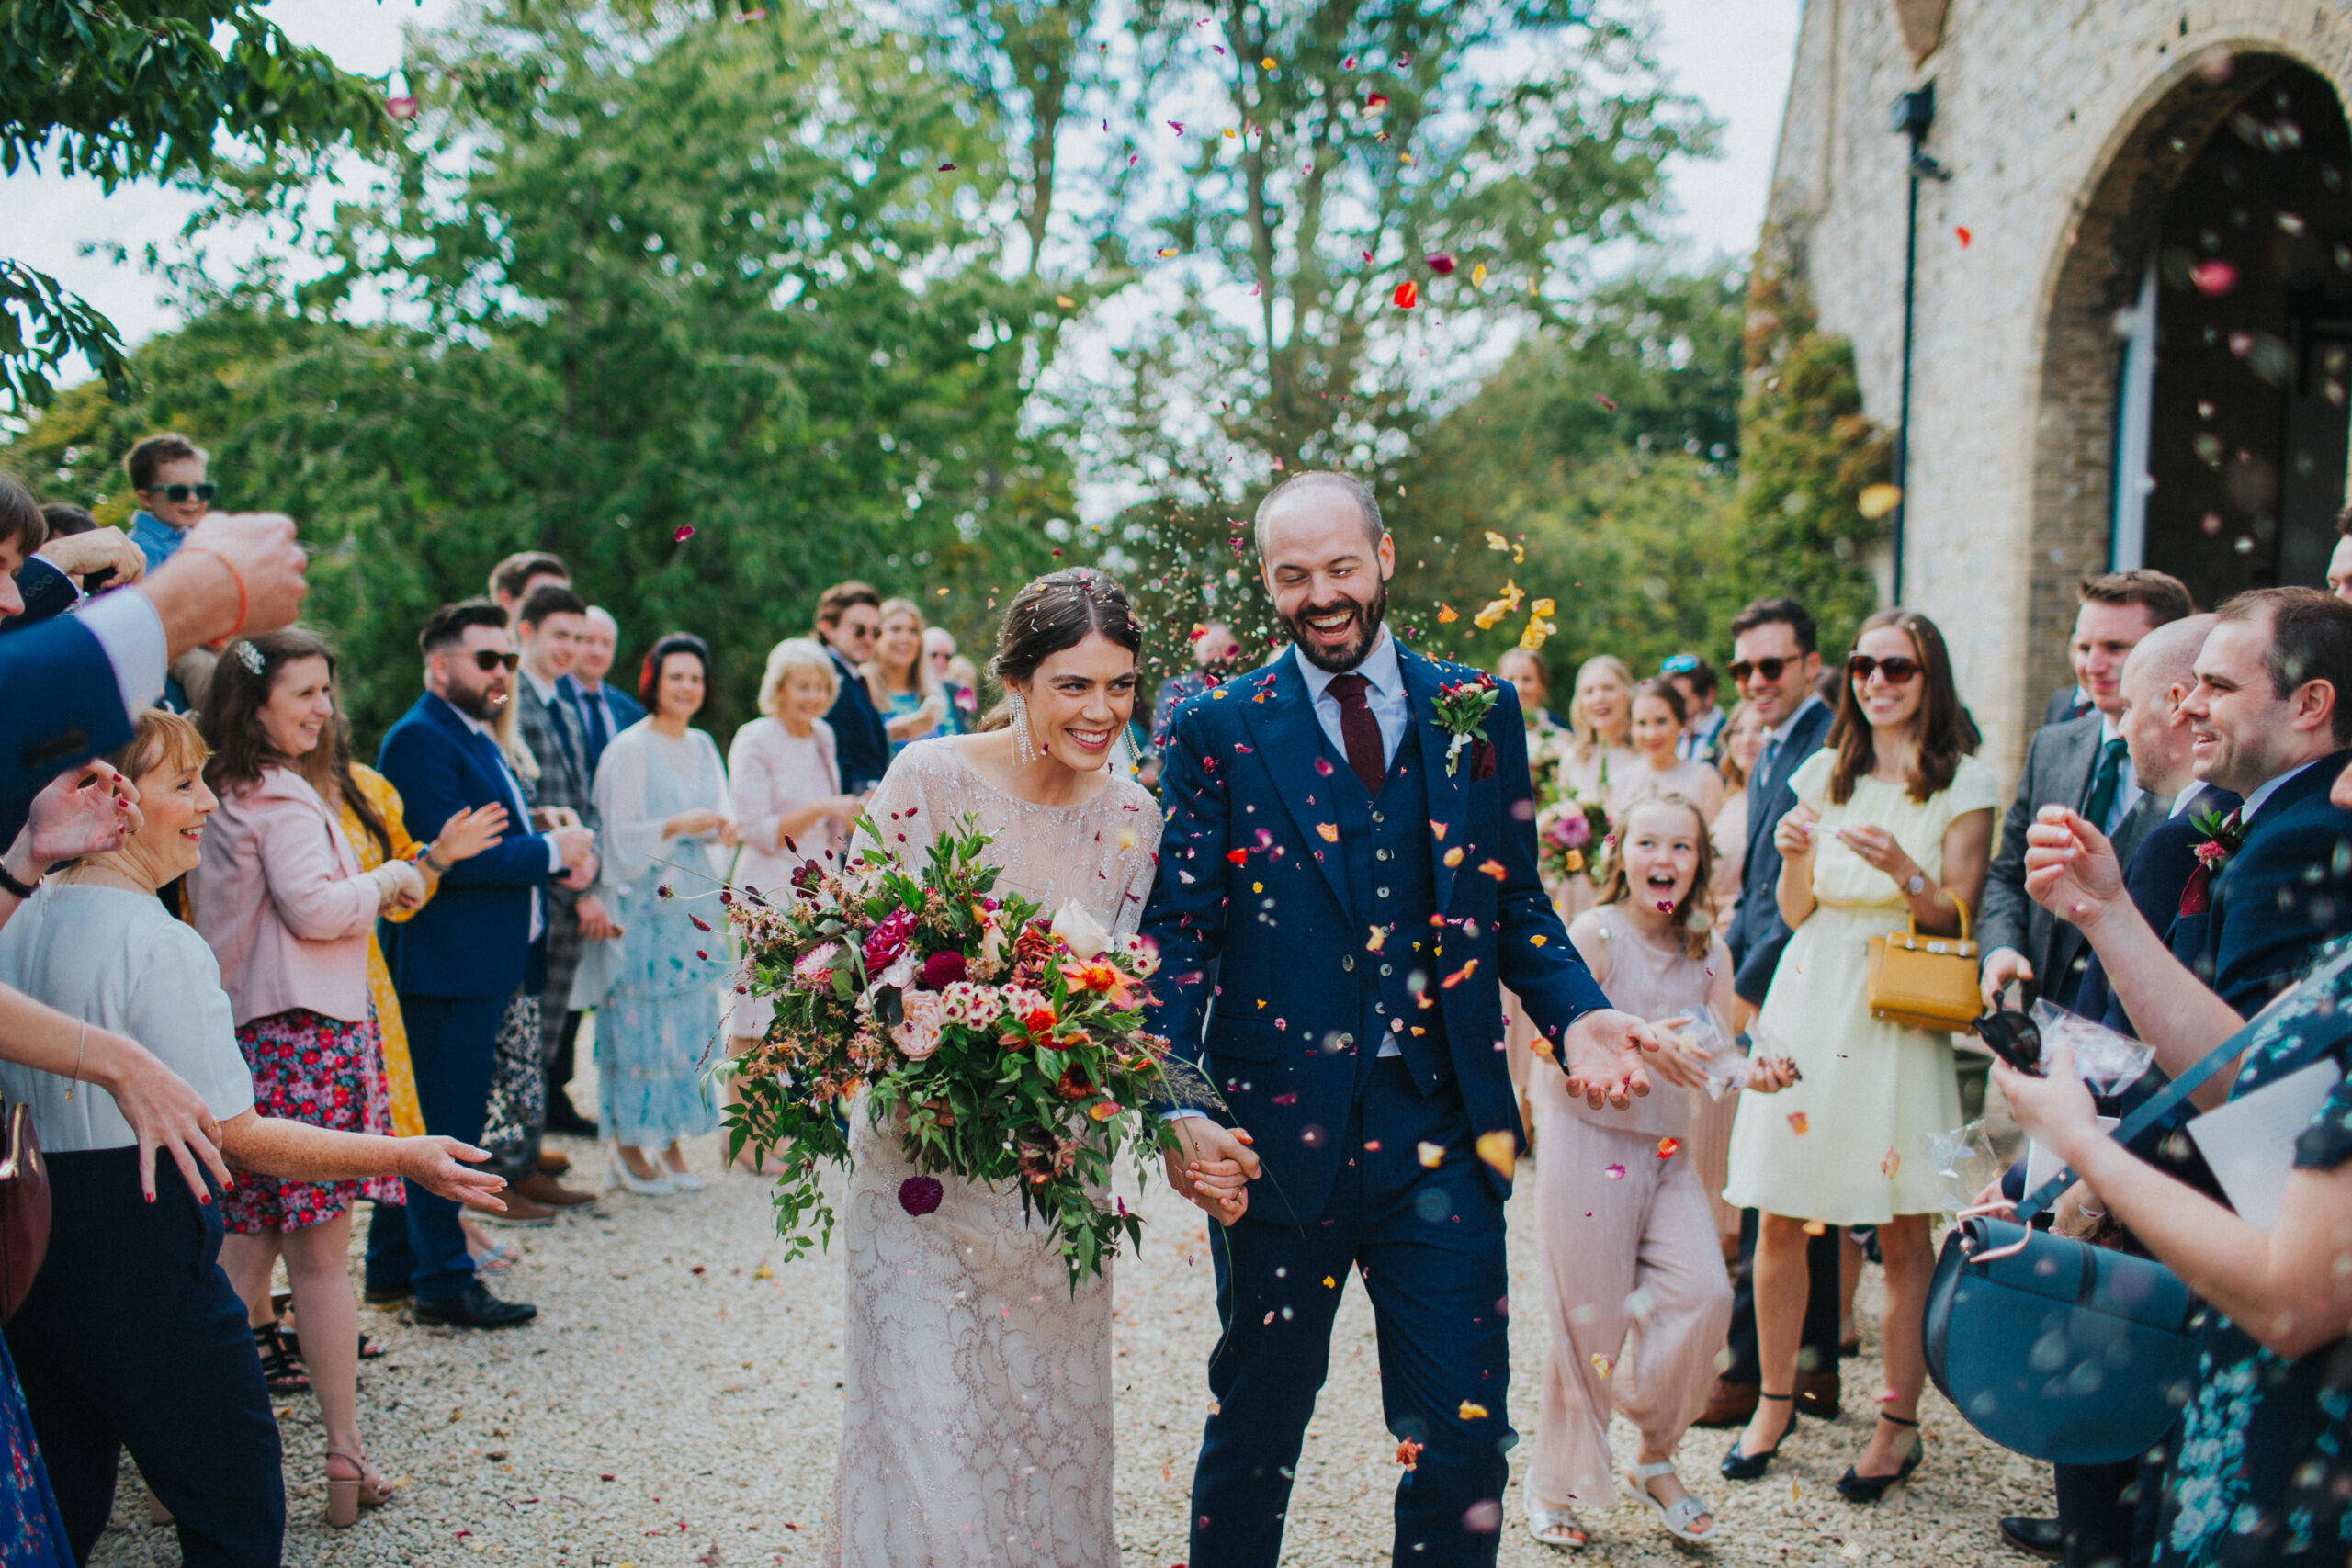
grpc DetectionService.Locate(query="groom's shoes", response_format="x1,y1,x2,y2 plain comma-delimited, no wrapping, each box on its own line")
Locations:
1795,1368,1841,1419
1695,1378,1757,1428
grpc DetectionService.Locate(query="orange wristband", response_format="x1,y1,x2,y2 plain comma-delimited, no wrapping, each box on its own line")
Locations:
179,545,249,639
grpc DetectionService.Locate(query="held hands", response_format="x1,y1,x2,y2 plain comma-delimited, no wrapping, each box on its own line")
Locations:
1980,947,2035,1011
17,761,141,868
665,808,728,841
1772,805,1819,862
401,1135,508,1209
1163,1117,1261,1226
373,859,427,913
431,802,508,866
576,892,621,942
549,823,596,869
1557,1008,1657,1110
2023,807,2128,932
557,854,599,892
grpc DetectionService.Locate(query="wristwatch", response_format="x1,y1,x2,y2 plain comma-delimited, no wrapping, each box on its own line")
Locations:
0,859,40,900
1905,872,1928,897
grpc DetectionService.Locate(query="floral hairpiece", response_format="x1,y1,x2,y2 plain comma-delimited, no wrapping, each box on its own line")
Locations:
232,641,266,677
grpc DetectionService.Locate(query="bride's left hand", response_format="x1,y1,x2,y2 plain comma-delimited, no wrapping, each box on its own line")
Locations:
1188,1156,1250,1224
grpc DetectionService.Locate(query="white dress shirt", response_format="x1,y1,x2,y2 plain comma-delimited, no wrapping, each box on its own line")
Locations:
2168,778,2213,820
2239,758,2324,826
450,702,562,940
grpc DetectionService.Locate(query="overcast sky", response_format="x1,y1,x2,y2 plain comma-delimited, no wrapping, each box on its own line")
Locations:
3,0,1801,378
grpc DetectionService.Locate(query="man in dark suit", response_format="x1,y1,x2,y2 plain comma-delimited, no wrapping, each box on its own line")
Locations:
509,584,605,1193
558,604,645,778
373,601,598,1328
1704,596,1842,1426
1144,472,1659,1568
1982,571,2193,1015
813,581,891,794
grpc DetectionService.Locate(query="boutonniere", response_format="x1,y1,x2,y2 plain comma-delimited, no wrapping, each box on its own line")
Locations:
2180,807,2247,917
1430,675,1502,777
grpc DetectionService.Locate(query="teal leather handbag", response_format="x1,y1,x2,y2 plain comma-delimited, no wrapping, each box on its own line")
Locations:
1921,1029,2245,1466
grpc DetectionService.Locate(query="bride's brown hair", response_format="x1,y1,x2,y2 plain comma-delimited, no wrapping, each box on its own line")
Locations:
978,568,1143,730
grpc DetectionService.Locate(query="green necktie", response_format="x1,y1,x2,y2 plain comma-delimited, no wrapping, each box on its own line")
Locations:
2083,737,2128,833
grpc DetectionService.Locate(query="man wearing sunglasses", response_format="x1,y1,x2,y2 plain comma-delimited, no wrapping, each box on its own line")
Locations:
1979,572,2192,1019
123,434,215,574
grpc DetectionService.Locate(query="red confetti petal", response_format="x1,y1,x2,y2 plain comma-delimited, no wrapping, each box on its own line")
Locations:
673,525,695,542
1953,225,1972,247
2190,259,2237,297
938,161,957,171
1393,279,1419,310
1425,252,1456,274
386,95,419,121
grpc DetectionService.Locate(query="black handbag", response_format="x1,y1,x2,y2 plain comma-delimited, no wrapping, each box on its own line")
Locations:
1922,1027,2250,1466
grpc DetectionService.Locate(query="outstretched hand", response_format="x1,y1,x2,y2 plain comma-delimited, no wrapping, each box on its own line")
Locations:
403,1135,508,1209
1557,1008,1657,1110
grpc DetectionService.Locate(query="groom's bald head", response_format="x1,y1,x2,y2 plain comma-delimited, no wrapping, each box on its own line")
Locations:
1253,471,1385,558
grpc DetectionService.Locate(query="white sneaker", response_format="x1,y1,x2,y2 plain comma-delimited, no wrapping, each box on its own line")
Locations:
605,1149,676,1196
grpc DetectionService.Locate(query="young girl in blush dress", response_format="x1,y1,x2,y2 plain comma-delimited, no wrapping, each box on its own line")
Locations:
1522,795,1796,1551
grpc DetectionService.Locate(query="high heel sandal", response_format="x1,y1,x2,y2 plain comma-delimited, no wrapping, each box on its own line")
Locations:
1720,1390,1798,1481
325,1450,396,1528
1835,1411,1924,1503
253,1323,311,1395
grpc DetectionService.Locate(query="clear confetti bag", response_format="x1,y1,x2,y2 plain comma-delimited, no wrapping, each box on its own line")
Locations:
2029,999,2157,1096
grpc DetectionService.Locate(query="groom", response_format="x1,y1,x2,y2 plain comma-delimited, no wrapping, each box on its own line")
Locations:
1142,472,1658,1568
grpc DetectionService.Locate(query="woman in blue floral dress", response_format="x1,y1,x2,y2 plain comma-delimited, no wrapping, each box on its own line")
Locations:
2003,794,2352,1563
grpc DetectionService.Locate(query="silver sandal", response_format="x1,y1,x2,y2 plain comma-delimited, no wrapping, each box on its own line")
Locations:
1528,1503,1588,1551
1620,1461,1716,1543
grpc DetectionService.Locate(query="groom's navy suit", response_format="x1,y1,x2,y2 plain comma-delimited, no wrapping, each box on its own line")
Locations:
1143,636,1611,1568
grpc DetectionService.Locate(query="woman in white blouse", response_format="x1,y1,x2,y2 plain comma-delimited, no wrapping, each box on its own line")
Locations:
0,712,501,1553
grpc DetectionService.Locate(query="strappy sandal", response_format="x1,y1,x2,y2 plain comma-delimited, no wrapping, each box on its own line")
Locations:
1720,1389,1797,1480
253,1324,311,1394
1527,1503,1587,1551
284,1329,389,1362
1836,1411,1924,1503
1620,1461,1715,1542
325,1450,397,1528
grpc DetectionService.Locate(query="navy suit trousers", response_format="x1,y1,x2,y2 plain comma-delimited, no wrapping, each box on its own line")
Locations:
7,1149,282,1566
1194,1059,1511,1568
388,994,505,1303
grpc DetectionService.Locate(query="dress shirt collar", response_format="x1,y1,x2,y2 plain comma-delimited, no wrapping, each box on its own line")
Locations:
1764,694,1826,747
435,693,503,746
1294,626,1402,706
519,665,561,705
2168,778,2211,819
2240,758,2323,825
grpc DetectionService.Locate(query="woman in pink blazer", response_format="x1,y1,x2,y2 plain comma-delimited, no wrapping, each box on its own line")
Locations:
189,629,489,1517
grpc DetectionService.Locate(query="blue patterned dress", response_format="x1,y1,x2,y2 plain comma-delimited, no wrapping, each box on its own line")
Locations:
572,722,730,1147
2156,935,2352,1565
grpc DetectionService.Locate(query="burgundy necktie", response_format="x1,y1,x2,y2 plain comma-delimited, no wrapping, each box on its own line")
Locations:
1324,672,1386,795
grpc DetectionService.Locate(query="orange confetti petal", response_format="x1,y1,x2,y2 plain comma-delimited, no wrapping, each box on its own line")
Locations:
1157,247,1180,259
1316,823,1339,842
1477,859,1507,881
1474,1130,1516,1180
1656,1136,1680,1159
1396,1438,1423,1467
1787,1111,1810,1135
1436,603,1459,623
1442,846,1464,867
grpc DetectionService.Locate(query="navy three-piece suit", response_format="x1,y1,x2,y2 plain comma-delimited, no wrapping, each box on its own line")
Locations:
1142,638,1611,1568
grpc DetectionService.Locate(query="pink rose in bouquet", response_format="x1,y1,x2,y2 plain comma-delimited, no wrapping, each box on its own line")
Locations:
892,989,949,1060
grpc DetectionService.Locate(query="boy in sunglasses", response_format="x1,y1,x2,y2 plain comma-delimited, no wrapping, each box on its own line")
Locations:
125,434,224,711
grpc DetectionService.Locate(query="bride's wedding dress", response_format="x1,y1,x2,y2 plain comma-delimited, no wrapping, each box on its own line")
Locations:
820,738,1162,1568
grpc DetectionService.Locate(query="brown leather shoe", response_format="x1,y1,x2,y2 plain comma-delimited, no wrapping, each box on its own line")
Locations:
1795,1368,1841,1419
480,1191,557,1227
1694,1378,1758,1428
537,1147,572,1177
515,1171,596,1208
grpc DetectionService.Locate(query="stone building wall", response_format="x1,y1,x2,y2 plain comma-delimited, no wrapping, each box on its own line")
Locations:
1767,0,2352,784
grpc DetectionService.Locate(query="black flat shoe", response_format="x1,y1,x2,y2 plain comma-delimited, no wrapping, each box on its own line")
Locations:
1837,1413,1924,1502
1997,1517,2064,1561
413,1282,537,1330
1720,1391,1797,1481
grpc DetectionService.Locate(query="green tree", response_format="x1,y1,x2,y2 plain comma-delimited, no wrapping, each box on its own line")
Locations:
0,0,390,408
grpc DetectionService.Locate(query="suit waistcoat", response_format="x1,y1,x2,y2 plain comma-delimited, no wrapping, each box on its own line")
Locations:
1325,721,1450,1092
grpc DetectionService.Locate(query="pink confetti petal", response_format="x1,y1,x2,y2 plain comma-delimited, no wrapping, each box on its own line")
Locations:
1604,1163,1625,1179
673,525,695,542
1425,252,1456,274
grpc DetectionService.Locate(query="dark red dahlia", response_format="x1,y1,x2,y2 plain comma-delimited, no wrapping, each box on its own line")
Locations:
898,1176,944,1216
918,950,967,991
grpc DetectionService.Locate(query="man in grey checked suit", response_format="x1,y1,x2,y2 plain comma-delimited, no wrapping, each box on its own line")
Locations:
510,582,603,1209
1979,571,2194,1011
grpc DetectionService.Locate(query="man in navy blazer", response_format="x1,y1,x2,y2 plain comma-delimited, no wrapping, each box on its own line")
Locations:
374,601,597,1328
1143,473,1659,1568
1705,596,1844,1426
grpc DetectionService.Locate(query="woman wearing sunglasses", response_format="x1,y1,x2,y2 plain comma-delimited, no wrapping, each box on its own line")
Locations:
1719,609,1996,1501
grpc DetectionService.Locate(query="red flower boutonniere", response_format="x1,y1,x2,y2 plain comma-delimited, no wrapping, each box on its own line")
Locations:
1431,675,1502,778
2179,807,2247,917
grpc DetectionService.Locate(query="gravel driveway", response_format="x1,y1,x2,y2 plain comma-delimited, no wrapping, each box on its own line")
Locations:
89,1122,2051,1567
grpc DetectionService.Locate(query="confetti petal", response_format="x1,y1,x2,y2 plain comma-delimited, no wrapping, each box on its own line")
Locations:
1604,1163,1626,1179
1055,294,1076,309
1396,1438,1423,1467
937,161,956,171
1857,482,1904,521
1417,1141,1445,1168
1954,225,1973,247
2190,258,2236,297
1436,603,1459,623
1880,1147,1901,1179
386,95,419,121
1787,1111,1811,1135
1656,1136,1680,1159
1458,1400,1489,1420
673,525,695,542
1393,279,1418,310
1474,1130,1516,1179
1317,822,1340,842
1157,247,1180,259
1472,262,1487,285
1426,252,1456,274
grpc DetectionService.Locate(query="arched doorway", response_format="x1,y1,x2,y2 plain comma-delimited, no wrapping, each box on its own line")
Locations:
2027,52,2352,699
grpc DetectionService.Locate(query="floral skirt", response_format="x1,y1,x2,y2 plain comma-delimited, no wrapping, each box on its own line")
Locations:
220,1007,401,1233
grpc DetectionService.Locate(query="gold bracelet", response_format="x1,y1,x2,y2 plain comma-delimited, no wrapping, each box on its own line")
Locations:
65,1019,85,1101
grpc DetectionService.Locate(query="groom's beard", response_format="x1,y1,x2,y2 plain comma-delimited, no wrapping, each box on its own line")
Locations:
1281,581,1389,674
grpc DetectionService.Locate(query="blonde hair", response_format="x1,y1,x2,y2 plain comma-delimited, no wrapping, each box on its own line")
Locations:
759,637,840,719
1594,794,1716,960
1568,654,1635,761
113,709,209,782
862,597,937,706
1717,700,1762,790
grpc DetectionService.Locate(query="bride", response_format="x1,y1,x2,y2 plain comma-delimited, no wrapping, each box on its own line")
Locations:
822,568,1248,1567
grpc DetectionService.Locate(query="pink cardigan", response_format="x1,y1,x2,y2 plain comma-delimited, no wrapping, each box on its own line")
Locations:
188,766,379,1028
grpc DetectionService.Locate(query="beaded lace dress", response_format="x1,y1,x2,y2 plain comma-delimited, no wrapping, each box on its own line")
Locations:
821,739,1160,1568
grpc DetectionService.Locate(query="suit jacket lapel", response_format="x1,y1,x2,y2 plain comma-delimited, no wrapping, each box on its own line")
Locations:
1398,647,1465,916
1235,654,1353,915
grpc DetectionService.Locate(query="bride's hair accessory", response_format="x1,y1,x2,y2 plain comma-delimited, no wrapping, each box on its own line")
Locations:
232,640,266,677
1009,690,1036,763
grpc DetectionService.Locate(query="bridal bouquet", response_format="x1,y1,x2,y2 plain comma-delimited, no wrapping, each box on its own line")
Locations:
1535,795,1613,887
721,811,1185,1284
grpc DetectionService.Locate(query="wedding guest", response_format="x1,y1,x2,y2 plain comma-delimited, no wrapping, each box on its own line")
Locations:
814,582,891,794
1525,796,1777,1550
1702,596,1840,1430
1692,701,1767,1249
922,626,979,730
188,629,430,1430
124,433,211,574
1721,609,1996,1498
560,605,645,779
36,504,95,539
0,709,502,1555
1664,653,1726,762
1151,619,1245,750
944,653,982,701
575,633,735,1194
2327,505,2352,601
1980,571,2190,1013
1496,648,1565,733
865,597,956,751
1554,655,1638,921
487,550,569,626
1623,678,1726,822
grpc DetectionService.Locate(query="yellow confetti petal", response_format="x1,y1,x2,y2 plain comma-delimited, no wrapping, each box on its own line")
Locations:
752,1262,775,1280
1442,846,1464,867
1474,1130,1516,1180
1458,1400,1489,1420
1590,1352,1613,1377
1323,1275,1337,1288
1223,127,1237,139
1858,482,1904,521
1261,55,1277,69
1366,925,1386,953
1417,1140,1446,1168
1157,247,1180,259
1485,531,1511,551
1316,823,1340,842
1472,262,1487,285
1055,294,1076,309
1530,934,1547,946
1472,579,1524,630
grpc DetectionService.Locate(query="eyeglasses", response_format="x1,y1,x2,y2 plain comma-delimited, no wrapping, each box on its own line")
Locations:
145,483,216,503
464,649,520,673
1848,653,1923,685
1728,656,1792,685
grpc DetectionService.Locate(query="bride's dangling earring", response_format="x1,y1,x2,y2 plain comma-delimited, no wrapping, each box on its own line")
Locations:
1010,690,1036,763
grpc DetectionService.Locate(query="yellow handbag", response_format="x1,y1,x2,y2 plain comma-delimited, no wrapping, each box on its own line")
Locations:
1865,893,1980,1032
